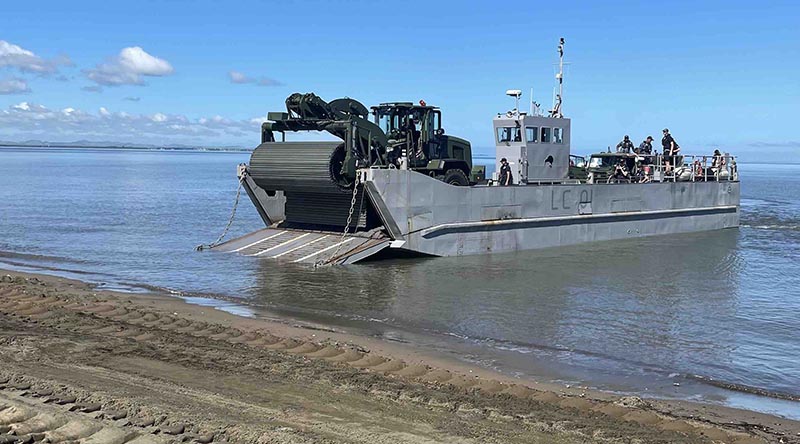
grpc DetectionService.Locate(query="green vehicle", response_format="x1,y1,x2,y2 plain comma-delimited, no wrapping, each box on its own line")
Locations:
568,154,588,181
586,152,638,183
260,93,484,188
372,102,483,185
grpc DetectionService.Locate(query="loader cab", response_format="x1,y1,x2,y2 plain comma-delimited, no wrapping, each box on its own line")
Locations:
373,103,441,147
371,103,473,174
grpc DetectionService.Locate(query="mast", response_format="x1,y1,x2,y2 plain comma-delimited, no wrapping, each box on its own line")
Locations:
530,87,534,115
550,37,565,118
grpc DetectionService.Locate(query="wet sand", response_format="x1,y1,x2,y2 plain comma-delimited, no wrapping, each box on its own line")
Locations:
0,270,797,443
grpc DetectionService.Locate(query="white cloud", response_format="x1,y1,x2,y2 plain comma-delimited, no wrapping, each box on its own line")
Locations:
85,46,174,86
229,70,251,84
0,78,31,95
228,70,282,87
118,47,173,76
0,40,72,74
250,115,267,125
0,101,261,145
13,102,32,111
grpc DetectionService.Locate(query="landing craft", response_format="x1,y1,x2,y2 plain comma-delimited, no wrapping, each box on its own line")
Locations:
210,39,740,264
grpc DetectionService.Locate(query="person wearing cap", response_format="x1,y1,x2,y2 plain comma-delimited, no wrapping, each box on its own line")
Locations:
612,158,630,183
616,135,634,153
636,135,654,165
637,136,653,155
499,158,513,186
661,128,680,175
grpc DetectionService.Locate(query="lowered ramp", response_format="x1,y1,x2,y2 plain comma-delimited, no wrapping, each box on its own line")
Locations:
211,228,391,265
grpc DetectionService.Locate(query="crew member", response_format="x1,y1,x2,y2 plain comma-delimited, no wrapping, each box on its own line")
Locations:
616,135,634,153
637,136,654,156
636,136,654,165
405,114,421,157
693,159,704,180
712,149,725,169
499,158,513,186
661,128,680,175
612,159,630,182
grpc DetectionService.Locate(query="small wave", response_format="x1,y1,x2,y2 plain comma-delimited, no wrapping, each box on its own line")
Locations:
0,258,97,277
0,250,91,265
741,224,800,232
441,332,800,402
443,331,470,340
740,197,793,206
686,374,800,402
740,211,800,232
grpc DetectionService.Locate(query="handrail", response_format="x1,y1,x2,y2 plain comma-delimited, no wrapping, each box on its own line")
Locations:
587,152,738,184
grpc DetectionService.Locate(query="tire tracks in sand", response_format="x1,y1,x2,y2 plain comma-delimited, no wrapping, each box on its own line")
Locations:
0,275,779,444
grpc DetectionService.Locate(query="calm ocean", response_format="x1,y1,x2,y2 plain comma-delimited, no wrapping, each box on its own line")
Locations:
1,147,798,418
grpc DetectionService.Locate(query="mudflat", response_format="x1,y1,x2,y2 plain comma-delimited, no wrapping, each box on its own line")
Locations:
0,270,796,443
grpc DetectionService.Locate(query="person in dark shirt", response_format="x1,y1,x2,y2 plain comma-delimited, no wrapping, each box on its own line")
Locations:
661,128,680,174
612,159,630,183
637,136,654,164
405,115,421,158
616,135,634,153
637,136,653,155
712,149,725,169
499,158,513,186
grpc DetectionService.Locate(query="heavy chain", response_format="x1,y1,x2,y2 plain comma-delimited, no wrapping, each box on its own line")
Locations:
195,175,244,251
318,173,361,266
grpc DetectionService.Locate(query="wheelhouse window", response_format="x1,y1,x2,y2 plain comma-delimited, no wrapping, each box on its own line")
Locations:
540,127,552,143
525,127,538,143
553,128,563,144
496,126,521,143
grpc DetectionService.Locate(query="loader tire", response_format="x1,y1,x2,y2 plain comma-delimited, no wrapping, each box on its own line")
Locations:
443,169,469,186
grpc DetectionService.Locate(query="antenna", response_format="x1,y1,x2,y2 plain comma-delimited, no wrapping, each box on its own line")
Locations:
550,37,565,118
529,87,534,115
506,89,522,116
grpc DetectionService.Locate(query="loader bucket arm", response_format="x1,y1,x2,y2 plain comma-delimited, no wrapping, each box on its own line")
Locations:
262,93,389,170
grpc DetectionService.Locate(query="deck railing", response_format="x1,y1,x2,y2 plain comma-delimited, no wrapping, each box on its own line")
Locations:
596,153,738,184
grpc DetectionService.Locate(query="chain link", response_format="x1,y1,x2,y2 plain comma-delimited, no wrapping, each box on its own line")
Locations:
317,172,361,266
195,175,245,251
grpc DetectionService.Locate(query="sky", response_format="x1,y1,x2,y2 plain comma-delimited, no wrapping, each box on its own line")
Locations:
1,0,799,158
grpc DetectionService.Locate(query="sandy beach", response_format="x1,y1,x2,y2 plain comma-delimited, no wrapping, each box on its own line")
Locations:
0,269,797,443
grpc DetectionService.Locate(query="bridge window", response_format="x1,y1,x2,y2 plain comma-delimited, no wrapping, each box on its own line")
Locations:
553,128,563,144
540,127,552,143
525,127,538,143
496,126,521,143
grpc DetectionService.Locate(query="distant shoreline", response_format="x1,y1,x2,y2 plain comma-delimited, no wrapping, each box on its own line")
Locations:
2,145,796,165
0,143,251,152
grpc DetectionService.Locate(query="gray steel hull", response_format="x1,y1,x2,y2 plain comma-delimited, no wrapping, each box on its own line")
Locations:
363,169,739,258
220,168,739,264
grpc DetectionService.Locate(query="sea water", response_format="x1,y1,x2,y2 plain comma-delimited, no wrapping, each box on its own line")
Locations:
1,147,798,418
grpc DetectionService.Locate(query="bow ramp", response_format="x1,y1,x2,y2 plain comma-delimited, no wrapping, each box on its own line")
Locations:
211,228,391,265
